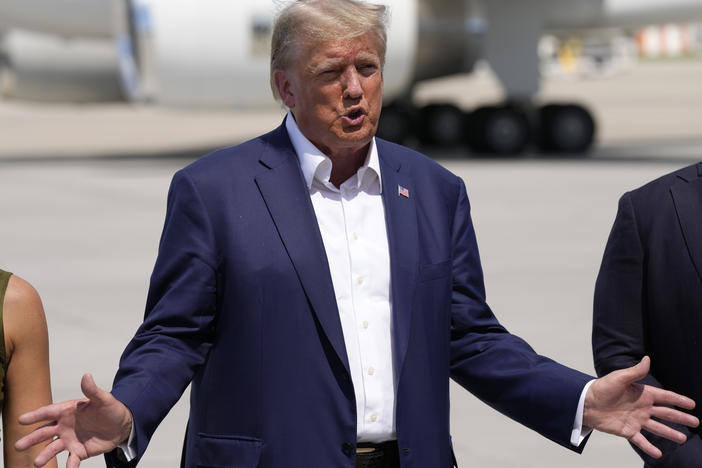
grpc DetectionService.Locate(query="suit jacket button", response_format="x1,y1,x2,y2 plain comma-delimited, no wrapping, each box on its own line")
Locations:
342,442,354,457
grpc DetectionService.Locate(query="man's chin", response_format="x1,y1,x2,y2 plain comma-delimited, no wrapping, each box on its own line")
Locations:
336,133,374,151
339,124,376,141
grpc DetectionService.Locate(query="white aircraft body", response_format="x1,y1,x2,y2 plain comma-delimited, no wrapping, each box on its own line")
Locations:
1,0,701,153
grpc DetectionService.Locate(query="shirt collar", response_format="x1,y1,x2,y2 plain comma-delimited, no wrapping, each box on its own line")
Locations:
285,111,382,193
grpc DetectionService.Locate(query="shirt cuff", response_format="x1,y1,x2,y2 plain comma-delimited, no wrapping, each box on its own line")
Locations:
571,379,595,446
117,418,137,462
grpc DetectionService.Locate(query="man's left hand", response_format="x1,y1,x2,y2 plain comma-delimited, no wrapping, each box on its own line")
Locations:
584,356,699,458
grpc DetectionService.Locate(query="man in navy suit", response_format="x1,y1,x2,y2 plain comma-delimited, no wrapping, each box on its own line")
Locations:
593,162,702,467
16,1,698,467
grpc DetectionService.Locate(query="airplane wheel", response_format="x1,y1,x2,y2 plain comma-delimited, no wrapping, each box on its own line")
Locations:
467,105,530,155
538,104,595,153
417,104,465,146
377,103,413,144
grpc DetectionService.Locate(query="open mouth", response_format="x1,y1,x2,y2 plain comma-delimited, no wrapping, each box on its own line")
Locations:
344,109,365,125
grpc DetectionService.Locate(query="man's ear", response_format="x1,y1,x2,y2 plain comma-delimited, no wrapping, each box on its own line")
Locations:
273,69,295,108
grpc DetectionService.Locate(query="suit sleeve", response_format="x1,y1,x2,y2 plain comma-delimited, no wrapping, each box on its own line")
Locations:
448,177,592,452
107,170,219,465
592,192,698,466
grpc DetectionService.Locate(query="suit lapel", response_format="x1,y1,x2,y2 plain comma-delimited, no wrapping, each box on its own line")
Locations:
255,125,350,373
671,163,702,284
378,142,419,377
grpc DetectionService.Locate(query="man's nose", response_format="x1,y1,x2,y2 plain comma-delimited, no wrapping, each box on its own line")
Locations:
342,68,363,100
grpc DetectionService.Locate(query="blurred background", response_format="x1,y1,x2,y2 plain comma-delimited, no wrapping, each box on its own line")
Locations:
1,0,701,467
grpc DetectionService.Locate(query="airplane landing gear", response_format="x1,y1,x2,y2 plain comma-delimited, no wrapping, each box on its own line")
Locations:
417,104,465,146
466,105,531,155
376,103,414,145
538,104,595,153
377,101,596,156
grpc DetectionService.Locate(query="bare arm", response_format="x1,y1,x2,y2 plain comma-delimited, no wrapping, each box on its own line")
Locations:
3,275,57,468
9,275,132,467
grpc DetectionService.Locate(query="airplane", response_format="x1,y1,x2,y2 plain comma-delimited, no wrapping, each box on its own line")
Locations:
1,0,701,154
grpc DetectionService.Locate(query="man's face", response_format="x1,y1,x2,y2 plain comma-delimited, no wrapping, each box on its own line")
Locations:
275,33,384,157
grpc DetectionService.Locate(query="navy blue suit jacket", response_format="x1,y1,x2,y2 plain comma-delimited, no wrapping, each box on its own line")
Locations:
107,122,591,467
593,162,702,467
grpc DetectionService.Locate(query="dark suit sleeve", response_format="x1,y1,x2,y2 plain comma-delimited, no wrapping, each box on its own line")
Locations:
593,193,648,376
448,177,592,452
107,170,219,465
593,192,698,466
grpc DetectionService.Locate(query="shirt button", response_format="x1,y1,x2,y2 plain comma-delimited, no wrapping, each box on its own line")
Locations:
370,414,378,422
362,321,369,329
356,276,364,285
368,367,375,376
352,232,359,240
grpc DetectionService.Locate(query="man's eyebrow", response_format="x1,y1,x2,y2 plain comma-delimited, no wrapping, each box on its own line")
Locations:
308,59,344,74
356,52,380,64
309,53,380,73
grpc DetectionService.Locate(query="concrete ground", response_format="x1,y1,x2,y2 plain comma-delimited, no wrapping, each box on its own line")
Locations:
1,60,700,467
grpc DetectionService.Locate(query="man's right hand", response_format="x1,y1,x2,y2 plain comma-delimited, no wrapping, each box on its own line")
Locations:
15,373,133,468
583,357,699,459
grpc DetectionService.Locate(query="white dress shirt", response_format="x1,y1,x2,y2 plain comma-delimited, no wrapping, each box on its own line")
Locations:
286,113,397,442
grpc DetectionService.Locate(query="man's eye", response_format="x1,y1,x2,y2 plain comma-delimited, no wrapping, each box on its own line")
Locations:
359,64,377,76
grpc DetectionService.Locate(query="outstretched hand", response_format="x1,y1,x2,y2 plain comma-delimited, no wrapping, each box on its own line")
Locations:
15,374,133,468
584,356,699,458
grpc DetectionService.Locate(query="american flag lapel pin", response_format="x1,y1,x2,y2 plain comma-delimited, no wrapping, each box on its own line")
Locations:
398,185,410,199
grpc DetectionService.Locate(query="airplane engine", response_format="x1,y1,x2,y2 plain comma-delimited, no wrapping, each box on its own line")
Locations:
0,0,114,38
0,29,124,102
0,0,123,101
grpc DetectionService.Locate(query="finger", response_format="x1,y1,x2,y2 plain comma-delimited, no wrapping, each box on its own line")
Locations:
80,374,111,406
651,405,700,428
18,398,87,426
615,356,651,386
629,431,662,459
14,424,57,451
647,386,697,411
18,404,64,426
67,452,82,468
642,419,687,444
33,437,66,467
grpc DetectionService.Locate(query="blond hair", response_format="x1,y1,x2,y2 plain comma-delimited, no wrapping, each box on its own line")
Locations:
270,0,388,101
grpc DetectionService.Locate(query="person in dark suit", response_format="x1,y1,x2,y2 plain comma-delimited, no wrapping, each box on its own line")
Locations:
593,162,702,468
16,2,698,467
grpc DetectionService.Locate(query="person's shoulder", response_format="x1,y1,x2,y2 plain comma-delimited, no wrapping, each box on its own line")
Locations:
630,162,701,195
626,161,702,206
4,274,42,314
376,138,459,186
3,274,47,351
178,124,288,181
